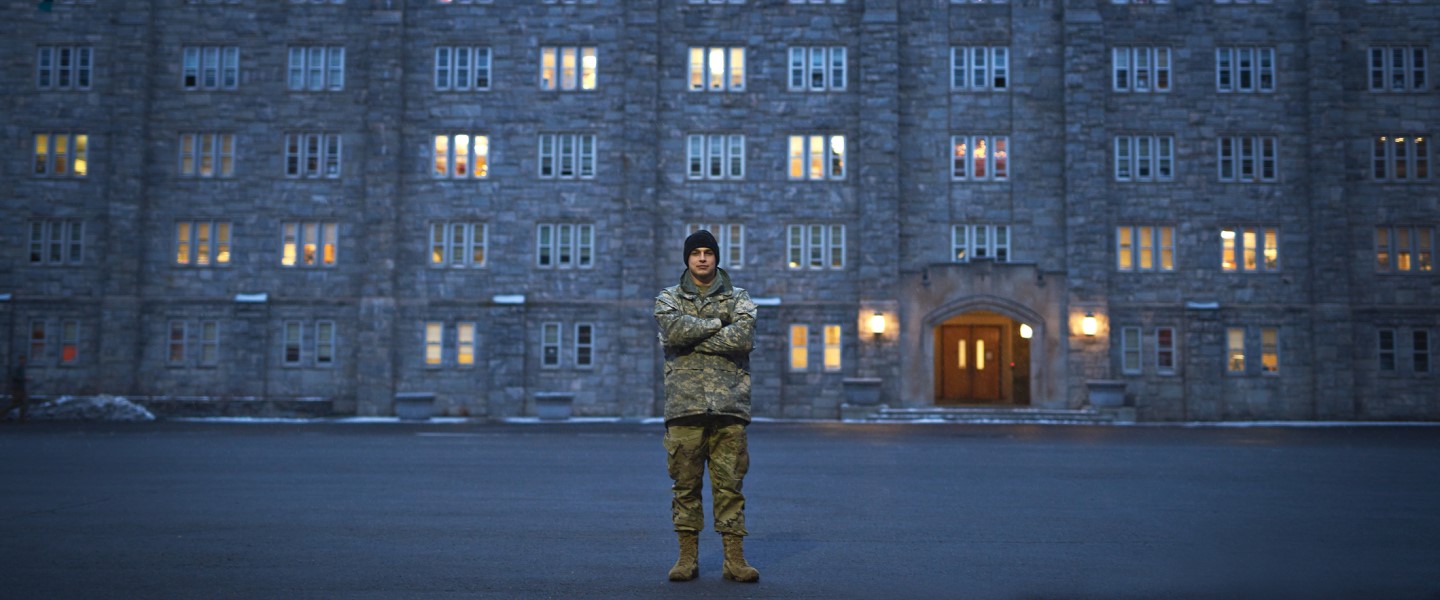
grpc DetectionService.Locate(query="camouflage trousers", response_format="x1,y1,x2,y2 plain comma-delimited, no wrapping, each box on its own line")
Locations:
663,417,750,536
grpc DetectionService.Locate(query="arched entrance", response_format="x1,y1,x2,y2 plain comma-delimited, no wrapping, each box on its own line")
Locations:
934,310,1031,405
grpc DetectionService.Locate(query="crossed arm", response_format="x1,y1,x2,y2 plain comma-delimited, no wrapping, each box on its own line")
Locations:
654,292,757,356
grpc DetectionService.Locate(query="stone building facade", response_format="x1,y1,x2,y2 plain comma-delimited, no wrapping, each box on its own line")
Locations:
3,0,1436,421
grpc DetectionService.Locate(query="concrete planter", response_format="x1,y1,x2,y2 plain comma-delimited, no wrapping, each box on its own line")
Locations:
394,392,436,421
533,392,575,420
842,378,884,406
1086,380,1127,408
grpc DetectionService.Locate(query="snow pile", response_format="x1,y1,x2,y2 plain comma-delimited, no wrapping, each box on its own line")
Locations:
8,395,156,422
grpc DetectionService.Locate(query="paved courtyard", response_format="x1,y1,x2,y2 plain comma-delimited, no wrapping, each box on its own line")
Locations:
1,420,1437,599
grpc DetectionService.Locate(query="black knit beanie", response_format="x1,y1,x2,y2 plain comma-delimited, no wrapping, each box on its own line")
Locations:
683,230,720,266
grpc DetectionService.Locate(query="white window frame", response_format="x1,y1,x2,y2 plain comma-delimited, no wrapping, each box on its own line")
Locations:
788,46,846,91
1112,47,1171,93
36,46,93,90
950,46,1008,91
788,134,846,180
574,323,594,368
175,221,233,267
430,222,488,268
1369,46,1428,92
283,321,304,366
787,224,845,270
540,46,597,91
1372,135,1431,181
1216,47,1275,93
686,134,745,180
315,320,336,366
59,319,81,365
1226,327,1246,374
179,133,236,178
1155,327,1177,375
28,320,49,362
1113,135,1174,182
688,47,745,92
168,321,189,366
432,134,490,179
285,133,342,178
435,46,492,91
199,320,220,367
537,133,596,179
1415,330,1432,374
424,321,444,367
541,322,562,368
32,132,89,178
789,324,810,372
1220,226,1279,273
457,322,476,367
1375,226,1434,273
686,223,745,269
1218,135,1278,182
287,46,344,91
951,135,1009,181
822,324,842,372
182,46,239,91
1116,225,1175,272
535,223,595,269
281,221,339,268
1121,326,1142,375
28,220,85,266
952,224,1011,263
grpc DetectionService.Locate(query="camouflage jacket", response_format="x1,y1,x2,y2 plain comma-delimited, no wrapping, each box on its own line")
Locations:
654,267,757,424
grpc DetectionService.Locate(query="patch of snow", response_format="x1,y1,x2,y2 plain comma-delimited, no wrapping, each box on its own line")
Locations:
7,395,155,422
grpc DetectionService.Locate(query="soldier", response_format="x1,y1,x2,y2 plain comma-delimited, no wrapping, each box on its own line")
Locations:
653,230,760,583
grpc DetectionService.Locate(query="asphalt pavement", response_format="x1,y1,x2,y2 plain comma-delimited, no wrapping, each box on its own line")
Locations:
1,420,1437,600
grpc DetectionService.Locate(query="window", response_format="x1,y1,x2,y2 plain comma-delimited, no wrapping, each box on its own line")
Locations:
1156,327,1176,375
789,325,809,371
1218,136,1278,182
688,0,745,3
823,325,842,372
175,221,232,266
199,321,220,366
1369,46,1428,92
536,223,595,269
1216,0,1272,3
1226,327,1245,373
1376,226,1434,273
687,134,744,180
168,320,220,366
430,222,487,268
285,133,342,178
424,322,444,367
315,321,336,365
950,47,1008,91
787,224,845,270
168,321,188,366
28,220,85,265
575,323,594,368
1379,329,1397,372
1216,47,1275,93
435,46,492,90
538,133,596,179
1117,226,1175,271
1121,327,1142,375
179,133,236,178
788,46,846,91
458,323,476,367
283,322,304,365
542,322,561,368
182,46,239,90
686,223,745,268
1261,327,1279,374
951,135,1009,181
281,221,339,267
287,46,344,91
29,321,48,361
1220,227,1279,272
438,0,494,3
36,46,93,90
433,134,489,178
290,0,345,4
952,224,1010,262
689,47,745,91
1416,331,1432,374
1114,135,1174,181
1113,47,1171,92
58,320,80,365
33,132,89,177
1372,135,1430,181
790,0,845,5
540,46,597,91
788,135,846,180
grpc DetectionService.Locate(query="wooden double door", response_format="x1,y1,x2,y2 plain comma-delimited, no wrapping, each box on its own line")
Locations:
937,325,1002,403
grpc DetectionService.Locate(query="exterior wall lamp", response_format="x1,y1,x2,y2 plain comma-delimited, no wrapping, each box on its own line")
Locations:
1018,323,1033,339
868,311,886,336
1081,312,1098,337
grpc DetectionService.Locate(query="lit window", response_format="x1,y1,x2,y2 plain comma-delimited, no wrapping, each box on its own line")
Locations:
1376,226,1434,273
1226,327,1245,373
1220,226,1279,272
823,325,842,372
430,222,487,268
688,47,745,91
1116,226,1174,271
951,135,1009,181
788,135,846,180
433,134,489,178
425,322,444,367
1260,327,1279,374
60,320,80,365
540,46,597,91
33,132,89,178
281,221,339,268
789,325,809,371
175,221,232,267
457,323,476,367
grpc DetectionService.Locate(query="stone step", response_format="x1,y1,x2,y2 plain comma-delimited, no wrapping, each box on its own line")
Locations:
861,405,1135,425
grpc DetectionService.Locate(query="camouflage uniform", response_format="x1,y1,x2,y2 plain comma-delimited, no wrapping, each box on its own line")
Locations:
654,266,757,535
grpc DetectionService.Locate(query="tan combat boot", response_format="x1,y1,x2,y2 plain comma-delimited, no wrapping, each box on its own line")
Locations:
721,534,760,582
668,531,699,581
